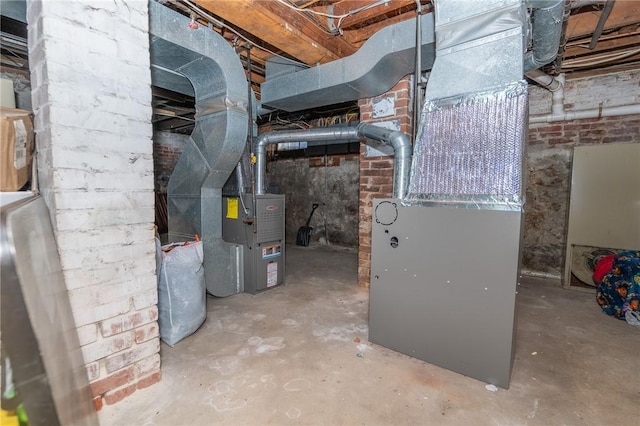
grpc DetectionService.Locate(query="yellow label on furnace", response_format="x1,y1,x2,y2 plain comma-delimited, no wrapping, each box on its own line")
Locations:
227,197,239,219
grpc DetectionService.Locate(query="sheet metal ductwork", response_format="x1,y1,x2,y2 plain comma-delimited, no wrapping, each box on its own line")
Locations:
424,0,527,101
254,123,411,199
410,0,528,207
260,13,436,112
149,2,248,297
369,0,532,389
524,0,567,72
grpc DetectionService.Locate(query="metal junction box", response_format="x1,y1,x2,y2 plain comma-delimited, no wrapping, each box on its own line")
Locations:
369,199,522,388
223,194,285,294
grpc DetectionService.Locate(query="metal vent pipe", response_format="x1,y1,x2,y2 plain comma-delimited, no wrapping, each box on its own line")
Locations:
150,1,248,297
255,123,411,199
524,0,567,72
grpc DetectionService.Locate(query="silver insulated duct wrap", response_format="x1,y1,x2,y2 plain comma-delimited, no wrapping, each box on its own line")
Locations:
405,81,528,209
405,0,528,210
424,0,526,100
367,0,534,390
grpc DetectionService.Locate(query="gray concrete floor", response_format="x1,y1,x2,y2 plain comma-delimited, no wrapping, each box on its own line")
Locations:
101,245,639,425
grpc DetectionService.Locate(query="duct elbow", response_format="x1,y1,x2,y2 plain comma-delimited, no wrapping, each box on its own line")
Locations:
388,131,411,200
357,123,411,199
255,134,270,152
524,52,555,73
388,131,411,158
358,123,410,157
524,0,566,72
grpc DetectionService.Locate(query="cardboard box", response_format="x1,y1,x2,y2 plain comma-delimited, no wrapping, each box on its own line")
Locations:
1,107,34,191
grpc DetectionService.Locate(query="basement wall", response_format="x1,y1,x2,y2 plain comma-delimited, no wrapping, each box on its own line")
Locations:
27,0,159,410
154,132,361,246
153,70,638,286
524,70,640,277
153,131,189,193
268,154,360,247
353,69,639,284
357,77,413,287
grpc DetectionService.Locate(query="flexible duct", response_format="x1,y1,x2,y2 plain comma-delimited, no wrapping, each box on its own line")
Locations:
255,123,411,199
524,0,566,72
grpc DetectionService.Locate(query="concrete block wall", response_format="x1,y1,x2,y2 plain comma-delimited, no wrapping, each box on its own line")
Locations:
26,0,159,410
357,77,413,287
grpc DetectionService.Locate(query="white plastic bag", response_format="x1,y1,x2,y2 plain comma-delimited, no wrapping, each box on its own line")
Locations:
158,241,206,346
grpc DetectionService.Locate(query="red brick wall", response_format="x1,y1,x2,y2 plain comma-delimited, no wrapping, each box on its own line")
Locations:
357,76,414,287
357,70,639,281
153,132,189,192
529,115,639,146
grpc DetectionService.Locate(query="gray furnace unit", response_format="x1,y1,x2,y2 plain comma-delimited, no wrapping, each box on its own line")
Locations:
369,0,531,389
369,79,527,388
222,194,285,294
369,80,528,388
369,200,523,388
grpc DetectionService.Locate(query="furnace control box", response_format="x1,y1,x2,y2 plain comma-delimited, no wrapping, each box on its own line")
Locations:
222,194,285,294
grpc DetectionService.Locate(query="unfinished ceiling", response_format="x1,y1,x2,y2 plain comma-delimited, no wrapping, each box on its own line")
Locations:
1,0,639,132
170,0,640,93
153,0,640,130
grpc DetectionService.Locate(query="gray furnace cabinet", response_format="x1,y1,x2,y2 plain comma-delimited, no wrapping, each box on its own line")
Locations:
369,199,523,388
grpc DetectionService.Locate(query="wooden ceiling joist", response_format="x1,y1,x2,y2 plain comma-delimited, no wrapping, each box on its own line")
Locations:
147,0,640,132
331,0,418,30
564,33,640,59
566,1,640,40
342,9,419,46
193,0,356,65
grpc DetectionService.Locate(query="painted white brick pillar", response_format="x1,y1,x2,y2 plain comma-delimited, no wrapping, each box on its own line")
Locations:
26,0,160,409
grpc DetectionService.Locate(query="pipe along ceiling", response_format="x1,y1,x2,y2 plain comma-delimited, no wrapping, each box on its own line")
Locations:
149,0,568,296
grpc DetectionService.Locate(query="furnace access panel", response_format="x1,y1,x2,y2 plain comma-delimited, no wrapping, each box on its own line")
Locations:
223,194,285,294
369,199,522,388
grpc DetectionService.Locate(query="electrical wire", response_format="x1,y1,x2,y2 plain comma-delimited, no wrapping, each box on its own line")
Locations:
180,0,310,68
562,47,640,68
274,0,347,18
275,0,394,33
565,30,640,48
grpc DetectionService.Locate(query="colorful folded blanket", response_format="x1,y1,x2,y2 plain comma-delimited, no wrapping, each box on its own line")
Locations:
595,250,640,327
